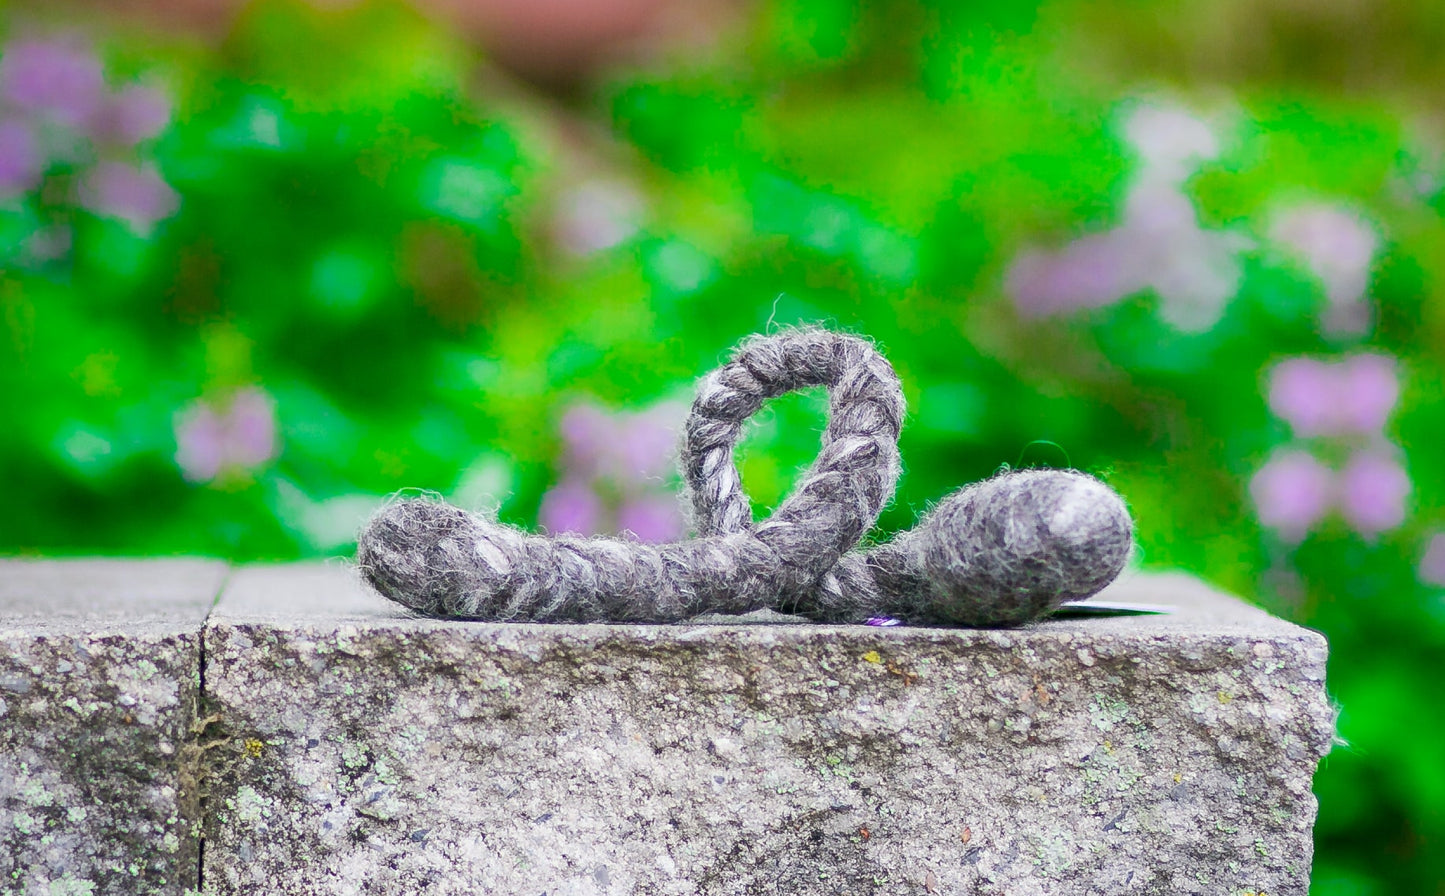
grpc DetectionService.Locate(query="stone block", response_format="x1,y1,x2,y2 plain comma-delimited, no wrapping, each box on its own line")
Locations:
203,565,1334,895
0,558,226,896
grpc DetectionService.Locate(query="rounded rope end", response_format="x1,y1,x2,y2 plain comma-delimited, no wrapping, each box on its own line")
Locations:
914,469,1134,627
357,497,509,618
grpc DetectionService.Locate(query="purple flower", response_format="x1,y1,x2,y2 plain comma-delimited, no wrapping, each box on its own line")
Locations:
1270,204,1378,336
174,388,279,483
1338,451,1410,536
226,390,279,468
552,180,643,256
0,38,105,131
1339,354,1401,433
537,477,602,535
174,409,225,482
616,494,683,543
1268,354,1399,437
1125,202,1247,332
96,84,171,146
616,404,682,482
1268,359,1337,437
1121,101,1220,184
559,400,682,482
1006,232,1138,318
547,400,686,540
77,161,179,233
1006,189,1246,332
0,117,42,196
1419,532,1445,588
1006,104,1247,331
559,403,610,449
1251,447,1412,541
1250,450,1333,542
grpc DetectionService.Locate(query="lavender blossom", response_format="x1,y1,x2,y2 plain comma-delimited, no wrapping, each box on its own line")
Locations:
97,84,171,145
1122,100,1221,184
1338,451,1411,536
537,477,602,535
1123,182,1249,331
1250,450,1334,542
541,400,685,542
1006,100,1246,331
0,38,105,131
1418,532,1445,588
616,493,684,543
0,34,179,253
1006,233,1138,318
560,401,682,483
1268,358,1342,438
1270,204,1379,336
615,404,681,482
174,388,279,483
77,161,179,233
0,118,41,196
552,180,643,256
1339,354,1403,433
1268,354,1399,438
558,404,612,474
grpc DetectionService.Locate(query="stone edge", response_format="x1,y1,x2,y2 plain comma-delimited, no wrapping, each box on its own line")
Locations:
1,560,1332,894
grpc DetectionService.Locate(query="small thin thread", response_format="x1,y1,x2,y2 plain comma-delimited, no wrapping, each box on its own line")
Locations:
1015,439,1073,469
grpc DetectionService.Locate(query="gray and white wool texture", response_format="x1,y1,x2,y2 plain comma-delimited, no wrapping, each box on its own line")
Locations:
356,328,1134,626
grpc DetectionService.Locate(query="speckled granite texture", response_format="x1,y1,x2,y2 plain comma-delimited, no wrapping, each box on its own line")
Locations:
0,561,1334,894
0,559,225,896
200,565,1335,896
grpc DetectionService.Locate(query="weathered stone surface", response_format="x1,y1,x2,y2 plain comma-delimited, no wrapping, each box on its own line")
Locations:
0,558,225,896
203,565,1334,896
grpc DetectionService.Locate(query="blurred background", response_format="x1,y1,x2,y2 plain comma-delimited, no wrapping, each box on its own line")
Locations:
0,0,1441,890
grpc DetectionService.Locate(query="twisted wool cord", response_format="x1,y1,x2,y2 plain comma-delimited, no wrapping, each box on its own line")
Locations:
682,386,1135,626
688,466,1133,627
357,329,905,621
814,470,1134,625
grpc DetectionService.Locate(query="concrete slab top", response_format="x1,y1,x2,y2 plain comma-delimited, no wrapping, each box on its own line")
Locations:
210,562,1321,648
0,557,226,634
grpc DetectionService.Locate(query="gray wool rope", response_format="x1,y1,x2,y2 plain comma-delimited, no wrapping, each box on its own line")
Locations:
356,329,905,621
811,470,1133,626
680,372,1135,626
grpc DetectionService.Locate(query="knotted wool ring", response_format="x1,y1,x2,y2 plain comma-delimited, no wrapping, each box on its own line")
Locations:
357,329,1133,626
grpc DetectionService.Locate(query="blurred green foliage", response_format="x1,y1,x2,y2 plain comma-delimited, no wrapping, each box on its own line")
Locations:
2,0,1443,891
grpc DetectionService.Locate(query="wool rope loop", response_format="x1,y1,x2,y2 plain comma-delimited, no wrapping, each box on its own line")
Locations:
681,328,904,573
682,339,1136,626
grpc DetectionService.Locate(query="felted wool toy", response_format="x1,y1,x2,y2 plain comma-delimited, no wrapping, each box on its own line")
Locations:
356,329,1134,626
